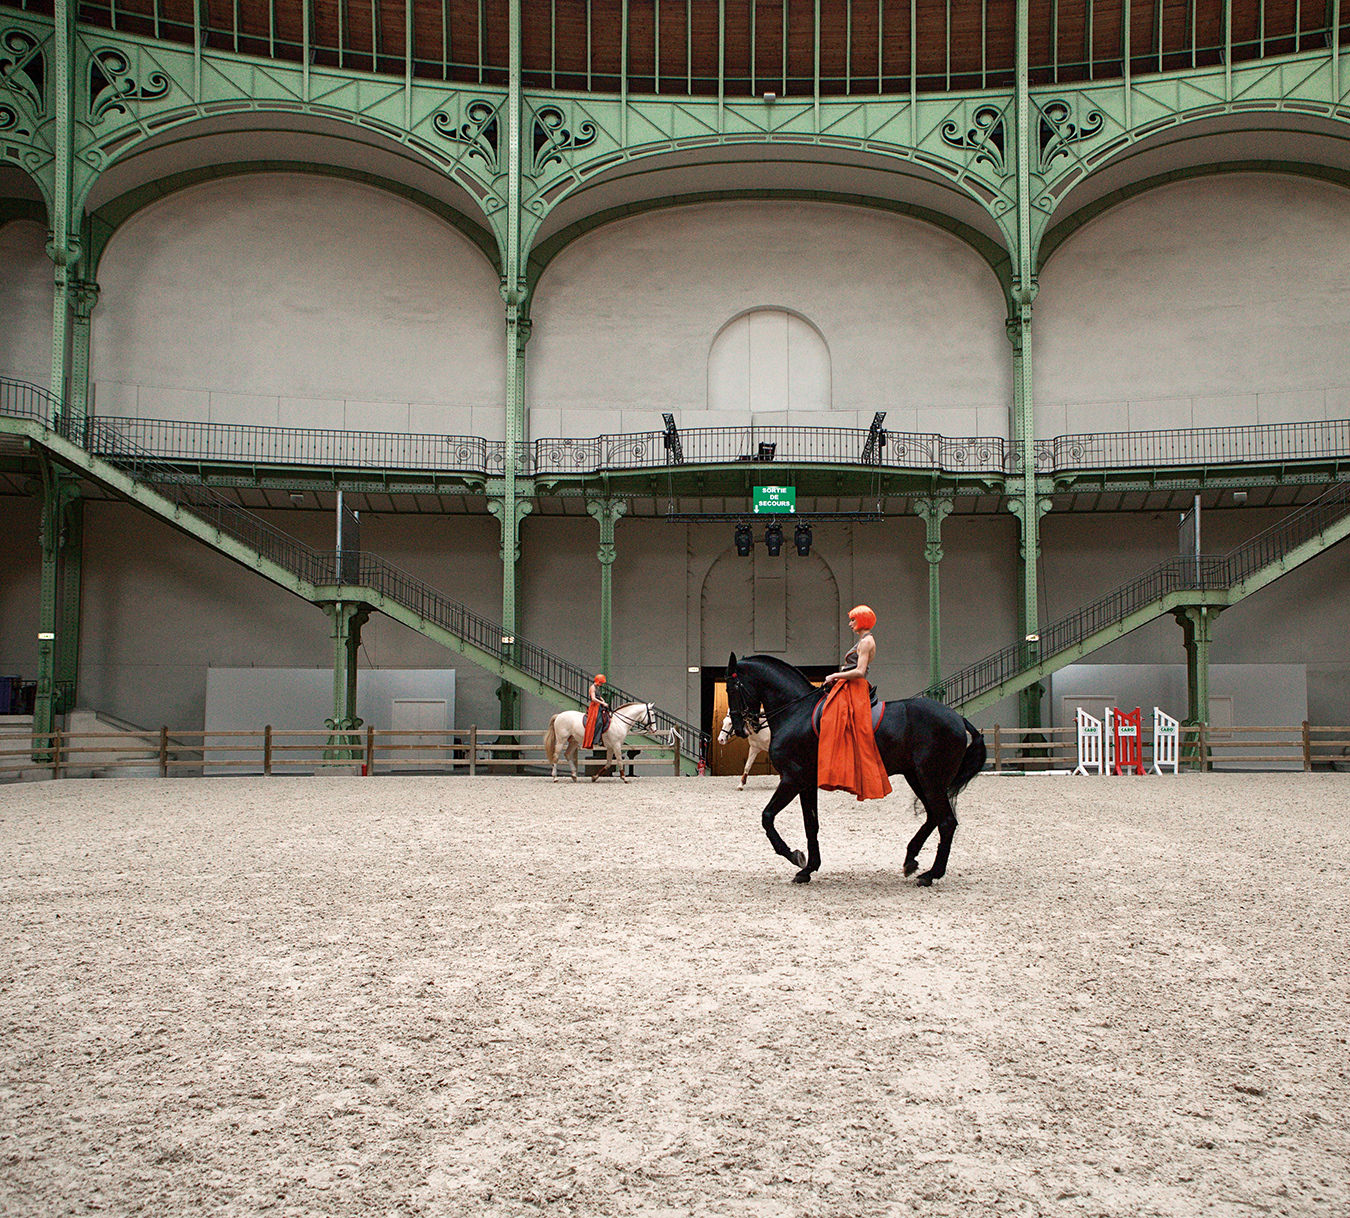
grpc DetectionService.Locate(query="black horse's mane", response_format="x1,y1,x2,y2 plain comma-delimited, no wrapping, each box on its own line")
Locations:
738,654,817,692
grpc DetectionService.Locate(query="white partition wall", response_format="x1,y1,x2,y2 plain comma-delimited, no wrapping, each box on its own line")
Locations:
205,667,456,773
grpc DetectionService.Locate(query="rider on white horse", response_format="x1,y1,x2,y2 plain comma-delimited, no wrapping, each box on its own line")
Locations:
546,698,674,783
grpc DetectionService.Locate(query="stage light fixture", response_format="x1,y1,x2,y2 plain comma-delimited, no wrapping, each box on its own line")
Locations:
734,524,753,556
794,522,812,556
764,522,784,556
757,441,777,461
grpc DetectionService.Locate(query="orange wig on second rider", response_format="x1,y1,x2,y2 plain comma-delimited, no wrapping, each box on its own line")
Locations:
584,673,608,748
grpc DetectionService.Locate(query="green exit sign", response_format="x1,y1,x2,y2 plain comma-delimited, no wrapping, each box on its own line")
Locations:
753,486,796,514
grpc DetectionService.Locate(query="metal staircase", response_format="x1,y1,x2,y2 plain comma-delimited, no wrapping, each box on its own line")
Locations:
0,379,706,767
933,479,1350,714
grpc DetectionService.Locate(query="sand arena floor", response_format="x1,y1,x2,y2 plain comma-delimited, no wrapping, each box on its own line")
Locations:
1,772,1348,1217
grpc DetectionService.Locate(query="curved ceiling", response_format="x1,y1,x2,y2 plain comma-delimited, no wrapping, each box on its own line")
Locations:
46,0,1350,97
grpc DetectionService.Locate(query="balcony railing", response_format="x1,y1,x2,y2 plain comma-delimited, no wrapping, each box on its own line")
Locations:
1048,419,1350,472
88,415,490,475
531,427,1008,475
8,379,1350,483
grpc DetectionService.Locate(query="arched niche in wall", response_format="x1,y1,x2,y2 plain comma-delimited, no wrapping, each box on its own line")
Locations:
1036,171,1350,434
700,546,840,665
707,307,831,418
91,172,505,436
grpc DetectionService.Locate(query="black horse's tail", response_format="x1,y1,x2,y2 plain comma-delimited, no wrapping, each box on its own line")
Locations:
949,717,987,798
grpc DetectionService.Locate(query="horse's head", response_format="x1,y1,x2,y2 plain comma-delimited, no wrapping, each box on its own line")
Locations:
717,712,733,744
726,652,758,739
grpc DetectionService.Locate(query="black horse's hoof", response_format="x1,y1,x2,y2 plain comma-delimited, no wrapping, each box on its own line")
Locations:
915,873,935,887
903,859,918,877
793,869,812,884
790,849,807,868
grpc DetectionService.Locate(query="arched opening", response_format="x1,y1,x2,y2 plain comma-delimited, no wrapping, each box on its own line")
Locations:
707,307,831,417
699,545,839,774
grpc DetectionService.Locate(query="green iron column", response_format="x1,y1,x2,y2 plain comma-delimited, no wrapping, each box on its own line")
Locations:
56,490,83,714
47,0,80,420
68,281,100,435
1009,0,1044,729
32,463,81,757
323,602,370,759
492,0,531,732
33,463,60,759
587,498,628,678
913,497,953,694
487,489,533,729
1175,605,1220,769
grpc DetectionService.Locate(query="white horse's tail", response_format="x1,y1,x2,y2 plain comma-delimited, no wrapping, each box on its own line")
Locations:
544,716,559,764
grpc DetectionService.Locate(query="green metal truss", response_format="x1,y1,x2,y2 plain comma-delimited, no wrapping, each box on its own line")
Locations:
0,409,696,769
3,0,1349,728
952,493,1350,717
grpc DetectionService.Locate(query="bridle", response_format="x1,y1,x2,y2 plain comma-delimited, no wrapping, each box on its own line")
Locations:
727,673,822,737
721,709,765,739
609,702,680,749
609,700,652,728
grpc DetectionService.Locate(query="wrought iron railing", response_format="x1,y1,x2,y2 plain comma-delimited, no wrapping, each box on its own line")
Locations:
332,551,701,752
0,377,70,433
934,480,1350,706
89,415,491,475
11,378,1350,481
532,426,1007,475
1050,419,1350,472
0,378,708,756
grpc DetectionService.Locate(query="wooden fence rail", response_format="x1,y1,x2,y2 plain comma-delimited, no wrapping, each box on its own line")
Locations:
987,721,1350,772
0,726,684,781
3,721,1349,781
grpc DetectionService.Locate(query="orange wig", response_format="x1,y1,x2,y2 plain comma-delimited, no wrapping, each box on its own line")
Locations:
848,605,877,630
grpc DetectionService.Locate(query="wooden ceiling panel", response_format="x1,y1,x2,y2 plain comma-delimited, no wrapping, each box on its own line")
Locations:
67,0,1326,96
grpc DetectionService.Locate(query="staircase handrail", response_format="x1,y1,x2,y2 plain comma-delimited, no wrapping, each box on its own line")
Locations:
332,551,704,750
0,379,708,754
933,479,1350,705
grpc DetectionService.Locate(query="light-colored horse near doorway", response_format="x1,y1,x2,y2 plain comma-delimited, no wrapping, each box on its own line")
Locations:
544,701,674,782
717,711,772,788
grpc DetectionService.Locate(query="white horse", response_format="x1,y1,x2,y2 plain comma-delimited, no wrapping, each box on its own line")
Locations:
544,701,674,782
717,711,772,788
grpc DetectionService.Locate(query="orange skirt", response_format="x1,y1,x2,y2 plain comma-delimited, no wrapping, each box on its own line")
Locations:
583,702,601,749
818,679,893,801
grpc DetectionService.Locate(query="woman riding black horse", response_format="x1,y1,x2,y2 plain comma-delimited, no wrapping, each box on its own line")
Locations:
727,621,985,885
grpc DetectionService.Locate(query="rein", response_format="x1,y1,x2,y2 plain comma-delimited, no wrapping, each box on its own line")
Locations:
609,702,658,731
731,682,826,729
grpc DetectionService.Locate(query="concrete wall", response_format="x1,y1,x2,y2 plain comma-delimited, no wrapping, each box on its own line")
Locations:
4,496,1350,734
90,174,506,437
7,503,502,732
7,173,1350,739
527,201,1013,439
1037,174,1350,436
0,220,53,387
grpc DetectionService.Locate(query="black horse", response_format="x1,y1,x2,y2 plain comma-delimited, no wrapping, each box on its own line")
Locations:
726,652,986,885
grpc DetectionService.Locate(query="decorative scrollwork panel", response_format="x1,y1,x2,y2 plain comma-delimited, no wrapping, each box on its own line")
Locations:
939,103,1008,176
1036,98,1105,172
0,27,45,116
88,46,171,124
432,98,503,174
531,102,598,175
